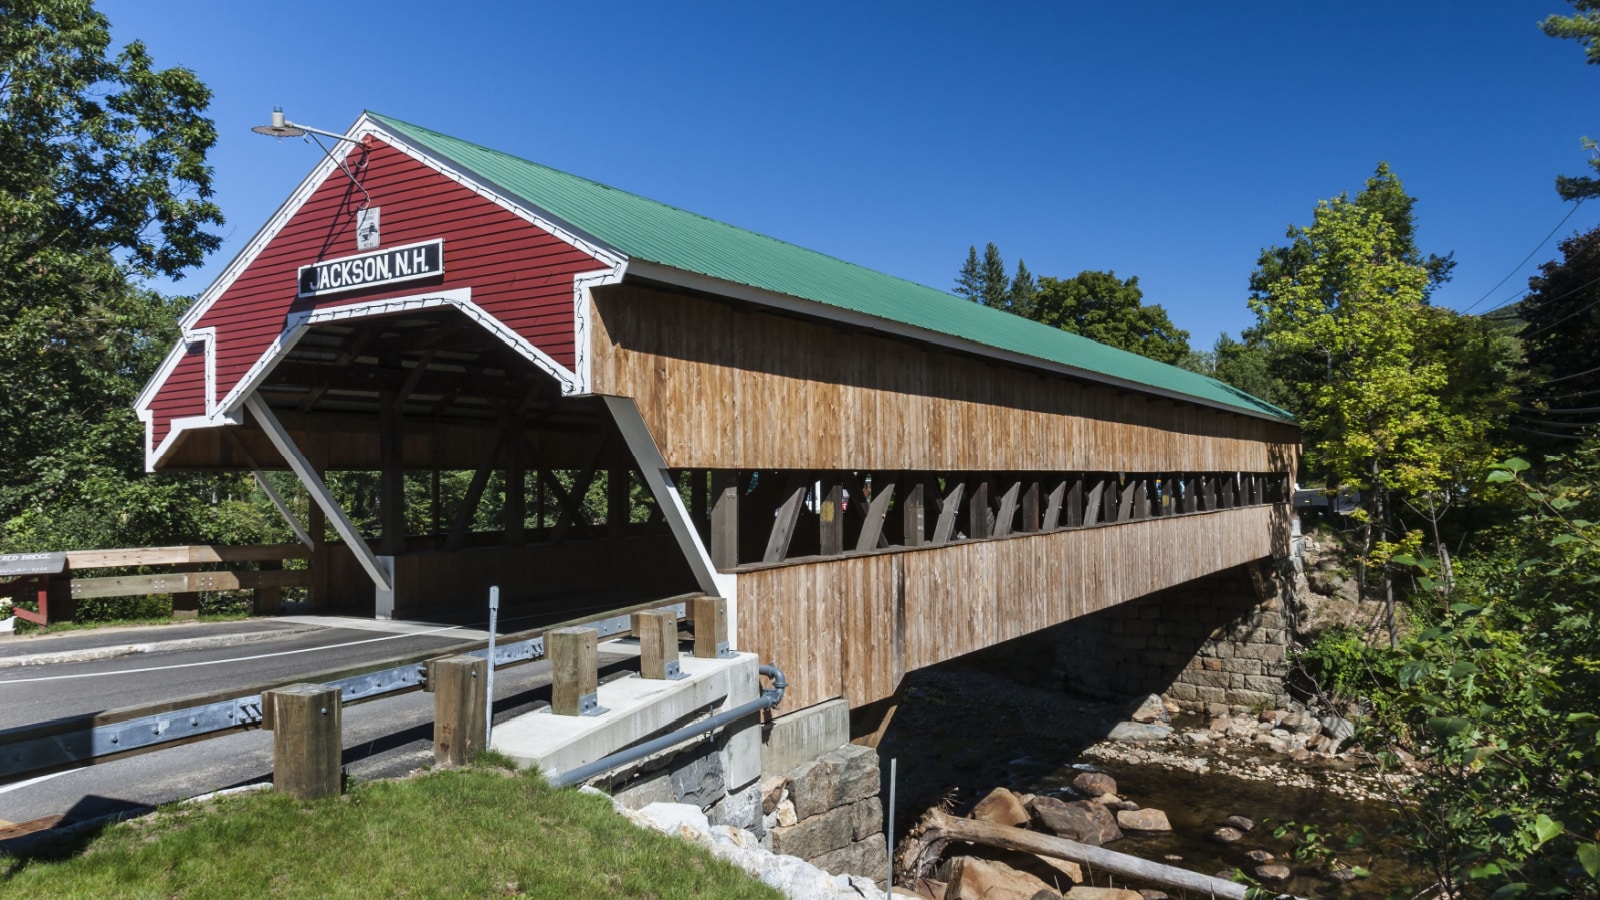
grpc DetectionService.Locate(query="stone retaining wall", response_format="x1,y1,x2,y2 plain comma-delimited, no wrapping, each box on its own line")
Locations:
1052,562,1293,711
604,698,888,884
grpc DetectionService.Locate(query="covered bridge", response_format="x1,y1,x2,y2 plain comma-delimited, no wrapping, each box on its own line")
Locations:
137,112,1299,713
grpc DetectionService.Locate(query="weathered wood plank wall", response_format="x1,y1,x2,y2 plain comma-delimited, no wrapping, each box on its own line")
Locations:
589,284,1300,473
736,504,1284,710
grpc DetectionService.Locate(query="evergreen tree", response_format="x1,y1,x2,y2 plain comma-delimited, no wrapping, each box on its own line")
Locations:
1543,1,1600,199
1008,259,1038,318
954,245,982,302
980,242,1009,308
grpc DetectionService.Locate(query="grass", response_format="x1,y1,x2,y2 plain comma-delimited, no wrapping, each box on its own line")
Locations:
9,610,251,637
0,765,783,899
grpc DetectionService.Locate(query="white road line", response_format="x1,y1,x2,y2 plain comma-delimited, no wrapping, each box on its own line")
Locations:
0,767,81,794
0,623,472,685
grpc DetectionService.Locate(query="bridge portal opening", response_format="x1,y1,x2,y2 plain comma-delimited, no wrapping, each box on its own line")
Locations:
158,305,702,623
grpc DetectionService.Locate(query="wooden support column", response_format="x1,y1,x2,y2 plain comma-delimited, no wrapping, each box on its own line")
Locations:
692,595,729,658
609,466,633,539
262,683,342,799
900,481,926,547
430,655,486,767
1220,475,1237,508
764,482,808,563
705,471,738,569
549,627,601,716
1132,480,1149,519
505,426,526,546
379,389,406,556
855,482,895,552
819,482,845,556
633,609,682,679
1065,476,1085,527
1118,480,1138,522
932,482,965,544
967,479,992,539
1083,478,1105,526
170,562,200,620
993,482,1021,538
1042,478,1066,531
1020,480,1041,533
691,469,709,543
1103,477,1120,522
255,559,284,615
1204,474,1218,510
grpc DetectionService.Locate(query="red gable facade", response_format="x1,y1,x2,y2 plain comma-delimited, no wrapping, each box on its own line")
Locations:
135,120,625,470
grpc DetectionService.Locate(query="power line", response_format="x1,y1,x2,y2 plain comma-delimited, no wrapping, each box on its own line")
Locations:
1483,271,1600,325
1462,199,1587,314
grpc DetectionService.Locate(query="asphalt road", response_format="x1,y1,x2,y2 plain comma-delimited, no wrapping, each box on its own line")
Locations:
0,625,481,728
0,624,637,835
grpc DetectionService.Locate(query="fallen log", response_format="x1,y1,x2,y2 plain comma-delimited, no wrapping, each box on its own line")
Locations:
897,808,1304,900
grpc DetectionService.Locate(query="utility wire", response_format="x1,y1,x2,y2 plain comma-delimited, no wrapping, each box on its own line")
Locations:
1483,271,1600,323
1462,199,1586,314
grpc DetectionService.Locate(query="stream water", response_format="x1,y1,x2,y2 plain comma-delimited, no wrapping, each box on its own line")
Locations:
876,657,1429,898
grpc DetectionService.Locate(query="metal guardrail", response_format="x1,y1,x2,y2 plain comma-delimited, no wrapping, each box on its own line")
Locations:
0,597,691,785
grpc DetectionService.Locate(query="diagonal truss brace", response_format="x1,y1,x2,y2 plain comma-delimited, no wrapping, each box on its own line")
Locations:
245,393,392,593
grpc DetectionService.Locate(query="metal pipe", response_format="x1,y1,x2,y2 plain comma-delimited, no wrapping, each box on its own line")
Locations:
549,663,786,788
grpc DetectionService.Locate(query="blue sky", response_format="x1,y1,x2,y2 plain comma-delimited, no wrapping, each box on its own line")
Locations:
104,1,1600,350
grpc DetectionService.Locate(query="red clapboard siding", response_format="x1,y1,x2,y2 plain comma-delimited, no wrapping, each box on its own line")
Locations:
147,342,208,447
166,138,607,431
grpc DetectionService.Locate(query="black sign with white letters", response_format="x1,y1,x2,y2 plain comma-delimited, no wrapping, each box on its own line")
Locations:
298,240,444,298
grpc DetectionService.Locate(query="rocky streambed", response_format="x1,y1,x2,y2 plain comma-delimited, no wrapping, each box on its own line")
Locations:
878,665,1424,899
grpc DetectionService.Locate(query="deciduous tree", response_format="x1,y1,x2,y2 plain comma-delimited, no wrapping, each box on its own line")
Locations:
1030,270,1191,365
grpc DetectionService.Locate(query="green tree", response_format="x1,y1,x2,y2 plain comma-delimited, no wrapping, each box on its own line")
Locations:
1515,224,1600,452
1249,190,1444,641
980,242,1009,308
1543,1,1600,199
1007,258,1037,318
1029,270,1191,364
954,245,982,302
0,0,229,551
1365,453,1600,897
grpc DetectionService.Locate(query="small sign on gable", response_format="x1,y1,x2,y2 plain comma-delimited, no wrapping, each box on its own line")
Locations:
298,239,443,298
0,552,66,577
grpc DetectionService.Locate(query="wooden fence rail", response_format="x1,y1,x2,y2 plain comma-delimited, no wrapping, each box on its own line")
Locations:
1,543,311,626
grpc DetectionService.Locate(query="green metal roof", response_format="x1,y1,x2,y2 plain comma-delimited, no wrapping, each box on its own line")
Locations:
369,112,1291,421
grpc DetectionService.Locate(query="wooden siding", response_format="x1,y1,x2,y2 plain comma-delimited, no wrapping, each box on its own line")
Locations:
148,342,207,447
149,138,608,452
589,284,1300,472
735,504,1284,710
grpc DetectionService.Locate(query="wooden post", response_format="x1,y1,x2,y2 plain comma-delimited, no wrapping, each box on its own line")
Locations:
379,389,406,556
967,479,991,539
632,610,681,679
855,482,895,552
609,466,632,539
262,683,342,799
819,483,844,556
710,471,740,569
692,595,729,659
763,483,807,563
255,559,284,615
691,469,709,542
1066,476,1085,527
505,428,526,546
549,627,600,716
430,655,487,766
901,482,926,547
1020,480,1041,533
171,562,201,619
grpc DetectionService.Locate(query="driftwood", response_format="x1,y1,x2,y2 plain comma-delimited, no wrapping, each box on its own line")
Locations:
897,807,1305,900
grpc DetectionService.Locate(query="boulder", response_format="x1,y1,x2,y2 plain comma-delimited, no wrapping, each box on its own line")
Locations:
1106,722,1172,743
1031,798,1123,846
1035,855,1083,885
946,856,1061,900
1281,712,1321,736
1254,864,1293,883
1223,815,1255,832
1115,808,1171,832
1128,694,1168,724
1245,849,1274,862
1320,715,1356,743
1071,771,1118,797
1209,826,1243,843
971,787,1031,828
786,743,881,820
